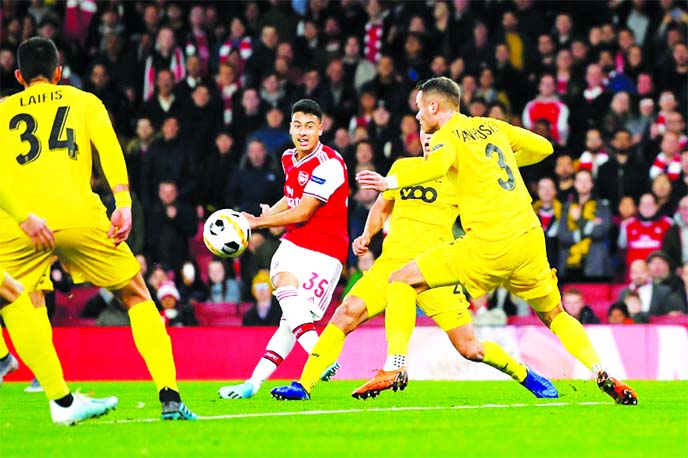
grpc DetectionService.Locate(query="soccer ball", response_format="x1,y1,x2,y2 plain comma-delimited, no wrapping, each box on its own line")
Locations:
203,209,251,258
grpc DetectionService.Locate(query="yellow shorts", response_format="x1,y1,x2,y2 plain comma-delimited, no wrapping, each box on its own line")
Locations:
347,258,472,331
416,227,560,313
0,213,140,292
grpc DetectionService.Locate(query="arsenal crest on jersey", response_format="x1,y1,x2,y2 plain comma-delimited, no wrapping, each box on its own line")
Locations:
298,171,310,186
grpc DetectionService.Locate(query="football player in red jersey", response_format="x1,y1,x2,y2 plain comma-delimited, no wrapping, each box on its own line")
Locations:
219,99,349,399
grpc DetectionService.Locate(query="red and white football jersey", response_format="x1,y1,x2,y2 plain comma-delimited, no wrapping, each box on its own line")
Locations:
620,216,673,268
280,143,349,263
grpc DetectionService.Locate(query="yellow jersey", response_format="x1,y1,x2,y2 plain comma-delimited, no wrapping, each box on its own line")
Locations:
380,157,459,261
388,114,553,241
0,82,129,229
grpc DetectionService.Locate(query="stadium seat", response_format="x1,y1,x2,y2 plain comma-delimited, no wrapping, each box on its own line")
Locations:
610,283,627,302
53,286,100,326
564,283,612,304
506,315,546,326
649,314,688,325
194,302,244,326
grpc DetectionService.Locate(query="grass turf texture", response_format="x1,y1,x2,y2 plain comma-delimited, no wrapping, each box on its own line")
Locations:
1,380,686,458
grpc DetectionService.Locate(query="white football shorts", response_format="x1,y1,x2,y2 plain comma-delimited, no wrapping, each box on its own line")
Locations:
269,239,342,321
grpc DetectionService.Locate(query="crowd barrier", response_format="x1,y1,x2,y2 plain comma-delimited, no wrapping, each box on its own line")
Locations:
3,324,687,382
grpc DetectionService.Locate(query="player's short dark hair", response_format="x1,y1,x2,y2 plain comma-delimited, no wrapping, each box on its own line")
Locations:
17,37,59,82
417,77,461,109
291,99,322,121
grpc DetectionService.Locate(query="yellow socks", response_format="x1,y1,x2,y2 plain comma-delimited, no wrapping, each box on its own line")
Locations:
298,324,346,393
550,312,601,371
0,292,69,400
128,300,178,392
482,341,527,382
386,282,417,358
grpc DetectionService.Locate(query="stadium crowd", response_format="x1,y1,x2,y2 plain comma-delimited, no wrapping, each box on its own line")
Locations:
0,0,686,325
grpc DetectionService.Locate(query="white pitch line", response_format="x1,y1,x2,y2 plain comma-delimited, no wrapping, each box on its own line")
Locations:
98,401,609,425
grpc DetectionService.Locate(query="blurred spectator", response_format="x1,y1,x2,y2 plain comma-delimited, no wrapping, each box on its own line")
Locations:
622,291,647,323
218,17,252,70
95,34,136,101
569,64,612,152
627,97,655,144
180,83,223,160
348,88,377,135
259,72,289,113
596,128,646,212
176,259,208,307
174,55,215,107
660,43,688,102
198,131,238,213
558,170,613,281
326,58,357,126
663,195,688,268
651,173,676,218
533,177,561,269
618,259,684,319
650,131,683,182
183,5,211,77
554,153,576,203
137,68,183,129
460,21,492,75
246,106,291,159
341,35,376,92
158,281,198,327
145,181,198,272
681,262,688,310
142,116,197,206
492,42,528,113
362,55,405,115
84,63,129,133
607,302,633,325
293,67,334,115
562,288,600,324
245,25,279,88
125,118,159,196
142,26,186,101
578,128,609,178
293,18,328,72
226,139,283,216
647,250,684,296
243,270,281,326
618,193,673,274
232,88,265,150
602,92,635,138
216,62,241,127
0,46,22,92
207,259,241,304
532,33,557,77
146,263,170,309
93,289,130,327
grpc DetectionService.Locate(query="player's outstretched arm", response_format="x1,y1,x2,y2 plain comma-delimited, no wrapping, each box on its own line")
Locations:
353,195,394,256
243,196,322,229
357,135,454,191
497,120,554,167
87,96,133,244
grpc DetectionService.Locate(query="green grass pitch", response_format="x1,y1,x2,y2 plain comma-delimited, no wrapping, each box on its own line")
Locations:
1,380,687,457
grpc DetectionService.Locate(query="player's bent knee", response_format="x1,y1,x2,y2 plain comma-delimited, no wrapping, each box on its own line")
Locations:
112,273,151,309
536,304,565,328
0,273,24,304
331,297,367,334
456,340,484,361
